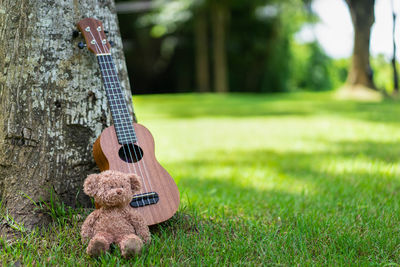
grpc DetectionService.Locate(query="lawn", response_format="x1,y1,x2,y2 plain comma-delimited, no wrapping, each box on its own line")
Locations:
1,92,400,265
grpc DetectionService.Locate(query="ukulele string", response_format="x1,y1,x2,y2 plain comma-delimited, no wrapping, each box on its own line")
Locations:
94,30,145,196
88,30,142,206
95,33,145,187
91,28,147,206
94,28,156,194
104,54,154,194
99,42,157,197
94,28,153,206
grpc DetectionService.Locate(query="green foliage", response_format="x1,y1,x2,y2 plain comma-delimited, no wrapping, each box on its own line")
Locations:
228,0,314,92
330,57,349,88
371,54,395,93
291,41,347,91
228,2,292,92
137,0,196,38
2,92,400,265
119,0,340,93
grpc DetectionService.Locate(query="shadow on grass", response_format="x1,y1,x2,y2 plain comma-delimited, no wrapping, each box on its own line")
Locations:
138,93,319,118
166,138,400,229
321,100,400,124
138,92,400,124
152,142,400,263
332,140,400,163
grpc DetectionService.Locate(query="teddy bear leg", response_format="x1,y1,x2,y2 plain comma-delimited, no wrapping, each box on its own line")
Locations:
87,233,112,257
118,234,143,258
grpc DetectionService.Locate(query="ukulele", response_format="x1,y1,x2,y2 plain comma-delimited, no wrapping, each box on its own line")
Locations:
77,18,180,225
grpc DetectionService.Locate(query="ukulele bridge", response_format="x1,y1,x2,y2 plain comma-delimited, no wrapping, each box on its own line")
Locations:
130,192,159,208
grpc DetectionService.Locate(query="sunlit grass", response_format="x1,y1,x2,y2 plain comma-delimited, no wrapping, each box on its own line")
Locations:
1,91,400,265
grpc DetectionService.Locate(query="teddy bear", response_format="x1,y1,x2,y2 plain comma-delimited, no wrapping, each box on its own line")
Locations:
81,170,151,258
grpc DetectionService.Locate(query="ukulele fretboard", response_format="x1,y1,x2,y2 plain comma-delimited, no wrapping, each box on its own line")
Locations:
97,54,137,144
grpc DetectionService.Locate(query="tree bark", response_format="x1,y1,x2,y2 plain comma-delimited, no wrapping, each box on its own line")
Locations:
194,10,210,93
0,0,133,231
211,2,229,93
345,0,375,89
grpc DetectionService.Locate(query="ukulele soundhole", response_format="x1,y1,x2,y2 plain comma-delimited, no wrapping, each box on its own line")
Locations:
118,144,144,163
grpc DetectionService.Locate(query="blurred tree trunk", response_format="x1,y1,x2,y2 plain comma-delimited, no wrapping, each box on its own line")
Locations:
0,0,133,233
211,2,229,93
195,10,210,92
391,0,399,94
345,0,375,89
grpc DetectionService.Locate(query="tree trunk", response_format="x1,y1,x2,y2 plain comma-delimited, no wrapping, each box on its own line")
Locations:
345,0,375,89
195,10,210,93
392,0,399,94
0,0,133,232
211,3,229,93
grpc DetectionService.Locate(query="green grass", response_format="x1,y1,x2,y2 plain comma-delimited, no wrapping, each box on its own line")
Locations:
2,91,400,265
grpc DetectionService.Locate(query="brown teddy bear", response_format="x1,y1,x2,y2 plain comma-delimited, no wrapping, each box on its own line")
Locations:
81,170,151,258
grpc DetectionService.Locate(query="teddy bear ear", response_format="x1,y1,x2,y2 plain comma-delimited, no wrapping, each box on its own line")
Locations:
127,173,142,192
83,173,100,197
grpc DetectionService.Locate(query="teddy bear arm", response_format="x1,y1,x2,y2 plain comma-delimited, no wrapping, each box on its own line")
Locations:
136,223,151,244
81,210,101,242
126,212,151,244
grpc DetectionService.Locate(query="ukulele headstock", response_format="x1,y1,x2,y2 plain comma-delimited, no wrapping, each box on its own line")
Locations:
77,18,111,55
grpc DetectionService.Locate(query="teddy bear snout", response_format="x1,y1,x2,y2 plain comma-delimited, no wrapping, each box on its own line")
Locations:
116,188,122,195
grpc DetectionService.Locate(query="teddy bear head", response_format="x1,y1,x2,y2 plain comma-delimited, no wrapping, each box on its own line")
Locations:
83,170,142,207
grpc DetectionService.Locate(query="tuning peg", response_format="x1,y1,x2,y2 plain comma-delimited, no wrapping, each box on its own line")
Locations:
72,30,81,38
109,41,115,47
77,42,86,49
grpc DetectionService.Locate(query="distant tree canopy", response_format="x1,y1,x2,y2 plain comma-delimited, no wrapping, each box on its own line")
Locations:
117,0,344,94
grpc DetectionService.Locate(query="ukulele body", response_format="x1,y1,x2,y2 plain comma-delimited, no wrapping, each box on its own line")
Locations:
93,122,180,226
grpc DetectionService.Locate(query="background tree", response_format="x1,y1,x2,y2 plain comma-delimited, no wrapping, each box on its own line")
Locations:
345,0,376,89
0,0,132,232
194,7,210,92
391,0,398,94
211,0,229,93
118,0,323,94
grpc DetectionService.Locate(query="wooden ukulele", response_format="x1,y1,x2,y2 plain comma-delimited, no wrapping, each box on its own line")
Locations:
77,18,179,225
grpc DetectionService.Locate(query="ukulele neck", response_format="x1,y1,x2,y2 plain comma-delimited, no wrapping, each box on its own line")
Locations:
97,54,137,144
